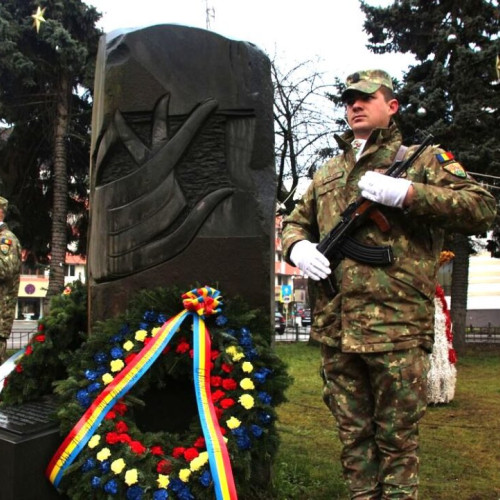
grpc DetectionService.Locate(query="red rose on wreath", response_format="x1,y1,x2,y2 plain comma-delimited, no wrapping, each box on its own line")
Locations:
156,459,173,474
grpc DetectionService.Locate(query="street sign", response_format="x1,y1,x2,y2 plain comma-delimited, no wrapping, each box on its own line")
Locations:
280,284,292,303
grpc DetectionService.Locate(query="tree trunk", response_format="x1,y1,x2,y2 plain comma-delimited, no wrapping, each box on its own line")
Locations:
450,233,470,354
47,74,70,298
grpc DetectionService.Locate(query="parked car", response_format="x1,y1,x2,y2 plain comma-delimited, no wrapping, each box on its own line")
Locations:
275,311,286,334
297,308,311,326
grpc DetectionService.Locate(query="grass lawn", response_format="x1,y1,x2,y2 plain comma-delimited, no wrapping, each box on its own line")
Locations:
273,343,500,500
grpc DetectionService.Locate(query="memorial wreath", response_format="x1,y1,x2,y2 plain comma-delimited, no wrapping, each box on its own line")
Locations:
1,284,290,500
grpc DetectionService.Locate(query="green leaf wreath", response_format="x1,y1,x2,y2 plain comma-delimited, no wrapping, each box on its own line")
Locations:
1,284,291,500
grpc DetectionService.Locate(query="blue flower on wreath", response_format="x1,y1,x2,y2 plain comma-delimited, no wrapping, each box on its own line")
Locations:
215,314,228,326
87,381,102,393
84,369,98,381
139,321,149,330
254,367,272,384
177,487,194,500
244,347,258,360
199,469,212,488
250,424,264,438
76,389,91,407
169,478,183,493
258,391,272,405
110,346,124,359
232,426,252,450
100,460,111,473
95,365,107,376
81,458,96,472
91,476,101,489
143,310,157,322
153,490,169,500
259,411,272,425
169,478,195,500
93,352,108,364
157,313,167,324
126,485,144,500
238,333,253,349
104,479,119,495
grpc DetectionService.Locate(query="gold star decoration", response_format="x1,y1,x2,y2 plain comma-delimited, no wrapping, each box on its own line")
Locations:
31,5,46,33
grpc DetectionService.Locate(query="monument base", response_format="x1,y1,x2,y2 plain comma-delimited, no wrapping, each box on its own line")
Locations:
0,398,64,499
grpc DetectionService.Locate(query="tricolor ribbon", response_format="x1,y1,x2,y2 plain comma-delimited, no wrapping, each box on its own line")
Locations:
46,286,237,500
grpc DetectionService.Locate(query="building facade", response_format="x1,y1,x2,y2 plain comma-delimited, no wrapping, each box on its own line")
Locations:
16,253,86,320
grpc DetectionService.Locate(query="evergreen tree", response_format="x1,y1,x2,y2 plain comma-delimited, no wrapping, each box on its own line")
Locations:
0,0,101,297
360,0,500,350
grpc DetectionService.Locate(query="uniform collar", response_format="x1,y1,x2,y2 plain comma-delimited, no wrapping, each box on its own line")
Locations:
334,121,401,153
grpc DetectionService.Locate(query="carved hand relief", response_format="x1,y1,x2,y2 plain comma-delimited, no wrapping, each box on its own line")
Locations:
89,93,235,281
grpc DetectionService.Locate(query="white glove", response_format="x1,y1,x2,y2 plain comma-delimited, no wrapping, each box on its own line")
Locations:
290,240,331,281
358,171,412,209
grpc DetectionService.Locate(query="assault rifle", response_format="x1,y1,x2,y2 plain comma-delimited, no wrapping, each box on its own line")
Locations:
317,133,434,296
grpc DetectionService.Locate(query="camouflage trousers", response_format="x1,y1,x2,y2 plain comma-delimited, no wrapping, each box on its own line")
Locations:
321,344,429,500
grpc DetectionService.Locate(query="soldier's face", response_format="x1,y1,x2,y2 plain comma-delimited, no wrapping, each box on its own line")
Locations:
345,90,399,139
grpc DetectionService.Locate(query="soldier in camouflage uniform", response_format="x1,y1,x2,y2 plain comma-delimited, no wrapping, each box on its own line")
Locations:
0,196,22,364
281,69,497,499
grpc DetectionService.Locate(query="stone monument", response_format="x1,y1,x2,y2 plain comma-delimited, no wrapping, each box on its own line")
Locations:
87,24,275,327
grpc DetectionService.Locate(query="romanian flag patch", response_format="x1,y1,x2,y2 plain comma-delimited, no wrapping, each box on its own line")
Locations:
436,151,467,178
436,152,454,163
0,237,12,255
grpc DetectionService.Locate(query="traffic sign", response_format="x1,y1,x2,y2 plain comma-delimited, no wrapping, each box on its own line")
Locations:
280,284,293,303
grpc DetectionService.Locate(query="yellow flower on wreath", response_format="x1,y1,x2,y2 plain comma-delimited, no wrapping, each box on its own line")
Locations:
135,329,148,342
157,474,170,489
111,458,126,474
226,416,241,429
110,359,125,372
123,340,134,351
125,468,139,486
242,361,253,373
96,448,111,461
225,345,245,362
240,377,255,390
179,468,191,482
102,373,114,385
190,451,209,471
239,393,255,410
88,434,101,449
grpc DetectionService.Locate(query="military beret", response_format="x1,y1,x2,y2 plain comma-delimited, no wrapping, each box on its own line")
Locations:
341,69,394,100
0,196,8,212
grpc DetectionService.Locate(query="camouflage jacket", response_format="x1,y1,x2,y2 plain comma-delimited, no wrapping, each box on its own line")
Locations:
282,124,497,353
0,223,21,338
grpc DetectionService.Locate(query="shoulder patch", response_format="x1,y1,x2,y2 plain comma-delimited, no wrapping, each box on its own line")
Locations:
0,237,12,255
436,151,454,163
442,162,467,178
436,151,467,178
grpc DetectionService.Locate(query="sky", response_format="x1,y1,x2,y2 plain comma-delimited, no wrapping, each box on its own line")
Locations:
84,0,415,84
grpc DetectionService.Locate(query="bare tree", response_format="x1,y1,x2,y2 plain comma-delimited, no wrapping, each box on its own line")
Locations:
272,60,338,213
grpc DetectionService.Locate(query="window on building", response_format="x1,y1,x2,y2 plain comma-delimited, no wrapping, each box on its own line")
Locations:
65,264,75,277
